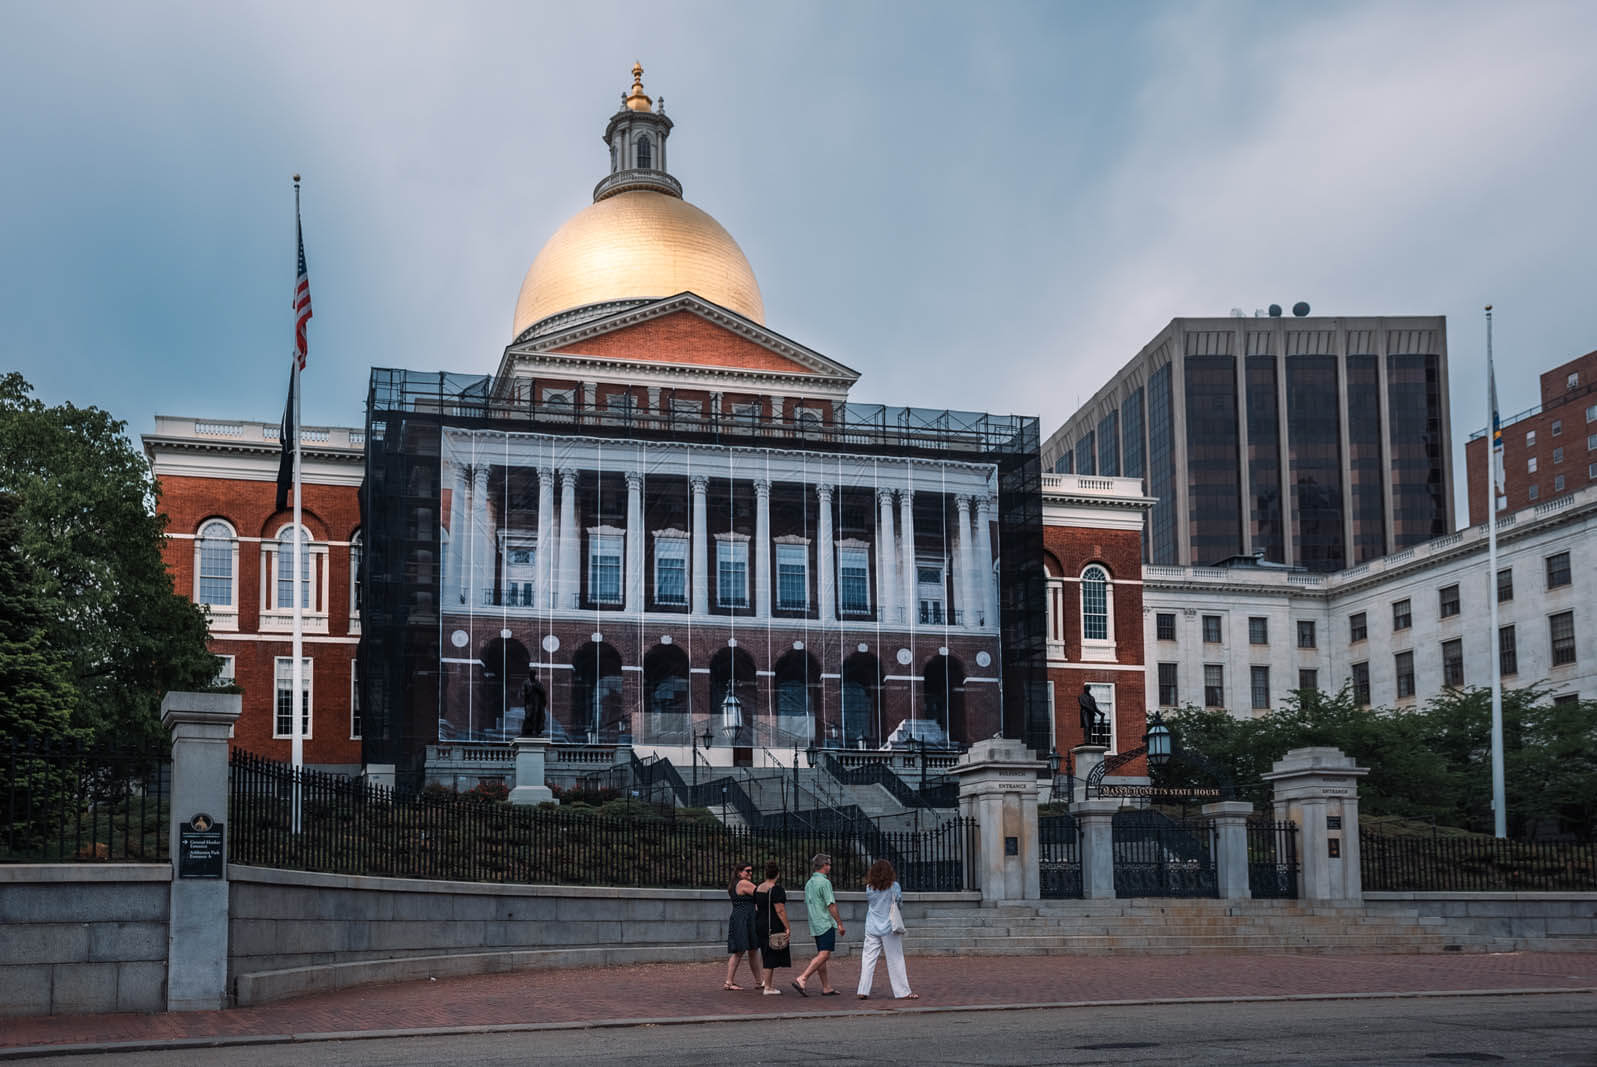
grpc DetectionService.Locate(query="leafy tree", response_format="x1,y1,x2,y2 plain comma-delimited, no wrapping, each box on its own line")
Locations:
0,493,80,749
0,373,217,749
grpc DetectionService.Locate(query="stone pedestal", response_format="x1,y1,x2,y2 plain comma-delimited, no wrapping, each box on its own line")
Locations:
1073,798,1119,899
1070,744,1107,805
509,737,555,806
1263,747,1368,902
363,763,396,791
1202,800,1255,899
161,691,241,1012
950,738,1045,904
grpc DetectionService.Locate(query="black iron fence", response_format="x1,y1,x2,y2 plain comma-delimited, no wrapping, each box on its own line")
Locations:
1038,811,1083,899
1247,819,1299,899
1360,829,1597,892
1112,810,1217,898
229,750,975,891
2,740,170,863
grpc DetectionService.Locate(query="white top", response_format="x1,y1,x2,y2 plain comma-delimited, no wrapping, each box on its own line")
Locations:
863,881,903,937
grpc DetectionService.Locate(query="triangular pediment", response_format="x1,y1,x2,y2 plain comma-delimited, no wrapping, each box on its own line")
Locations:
503,293,860,385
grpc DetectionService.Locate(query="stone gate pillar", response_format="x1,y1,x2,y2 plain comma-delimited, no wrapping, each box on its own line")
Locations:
1202,800,1255,899
950,738,1045,904
161,691,241,1011
1262,747,1368,902
1072,799,1119,899
1070,744,1107,805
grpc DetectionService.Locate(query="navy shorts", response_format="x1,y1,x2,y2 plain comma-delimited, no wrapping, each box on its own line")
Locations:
813,928,836,953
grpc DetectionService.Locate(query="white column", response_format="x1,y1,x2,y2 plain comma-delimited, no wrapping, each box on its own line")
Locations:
536,466,555,609
876,488,898,626
816,483,836,622
471,466,492,608
558,468,580,610
447,463,469,605
975,494,996,630
625,470,644,614
898,489,916,627
956,494,977,631
754,478,771,618
691,475,709,615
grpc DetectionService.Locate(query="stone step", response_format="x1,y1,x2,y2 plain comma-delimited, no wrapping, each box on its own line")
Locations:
901,934,1454,955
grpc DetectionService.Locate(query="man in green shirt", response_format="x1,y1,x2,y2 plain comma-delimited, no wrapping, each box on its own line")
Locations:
792,852,844,995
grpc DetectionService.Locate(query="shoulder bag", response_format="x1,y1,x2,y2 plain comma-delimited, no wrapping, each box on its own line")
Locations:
766,888,790,950
888,894,907,935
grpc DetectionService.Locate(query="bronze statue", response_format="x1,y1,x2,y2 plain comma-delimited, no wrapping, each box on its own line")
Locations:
1078,687,1106,742
519,678,548,738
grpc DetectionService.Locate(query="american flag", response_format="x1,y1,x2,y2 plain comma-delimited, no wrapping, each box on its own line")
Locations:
293,213,312,370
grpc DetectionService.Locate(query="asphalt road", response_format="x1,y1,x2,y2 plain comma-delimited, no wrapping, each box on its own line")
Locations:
15,994,1596,1066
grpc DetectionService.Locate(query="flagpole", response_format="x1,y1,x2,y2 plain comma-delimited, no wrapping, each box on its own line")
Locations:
1485,305,1506,838
291,177,305,834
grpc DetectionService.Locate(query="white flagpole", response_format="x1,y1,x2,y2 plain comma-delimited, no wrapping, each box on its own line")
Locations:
1485,305,1506,838
291,178,306,834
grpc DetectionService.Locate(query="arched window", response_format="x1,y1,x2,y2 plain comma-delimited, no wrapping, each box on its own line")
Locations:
841,653,881,748
1079,564,1117,662
643,644,691,744
636,134,652,169
570,642,625,743
277,526,312,611
773,650,822,747
194,519,238,629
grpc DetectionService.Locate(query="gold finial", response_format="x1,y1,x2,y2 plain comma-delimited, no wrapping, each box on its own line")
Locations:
624,61,652,112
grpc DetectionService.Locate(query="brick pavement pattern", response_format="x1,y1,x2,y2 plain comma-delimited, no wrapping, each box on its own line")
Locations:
5,953,1597,1052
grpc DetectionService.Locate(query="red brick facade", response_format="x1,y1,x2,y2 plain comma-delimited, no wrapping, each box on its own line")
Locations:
552,310,816,374
1466,350,1597,524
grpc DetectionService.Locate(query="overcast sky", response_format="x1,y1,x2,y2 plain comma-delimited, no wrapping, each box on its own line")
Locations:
3,1,1593,524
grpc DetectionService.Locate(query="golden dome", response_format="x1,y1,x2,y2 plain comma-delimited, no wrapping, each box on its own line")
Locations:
623,62,652,112
512,190,765,339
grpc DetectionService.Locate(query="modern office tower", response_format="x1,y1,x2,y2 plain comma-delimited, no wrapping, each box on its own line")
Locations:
1465,348,1597,524
1042,314,1455,571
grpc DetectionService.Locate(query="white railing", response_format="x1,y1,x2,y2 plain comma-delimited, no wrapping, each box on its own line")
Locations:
194,421,243,436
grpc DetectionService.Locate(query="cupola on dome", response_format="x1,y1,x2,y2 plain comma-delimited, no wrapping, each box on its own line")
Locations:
511,64,764,341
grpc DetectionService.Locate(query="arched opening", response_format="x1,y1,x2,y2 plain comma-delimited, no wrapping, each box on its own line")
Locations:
570,642,626,743
772,650,823,748
636,134,652,169
840,652,882,749
1081,564,1110,641
708,646,758,749
641,644,691,744
478,637,531,740
922,654,967,746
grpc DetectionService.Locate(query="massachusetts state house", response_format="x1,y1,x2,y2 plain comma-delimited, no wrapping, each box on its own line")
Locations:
146,65,1152,788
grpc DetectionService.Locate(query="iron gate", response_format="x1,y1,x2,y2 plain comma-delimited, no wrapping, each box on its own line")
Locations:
1247,819,1300,899
1038,812,1083,898
1112,811,1217,898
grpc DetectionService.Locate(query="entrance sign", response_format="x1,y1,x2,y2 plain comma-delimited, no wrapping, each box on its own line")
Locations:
178,813,225,879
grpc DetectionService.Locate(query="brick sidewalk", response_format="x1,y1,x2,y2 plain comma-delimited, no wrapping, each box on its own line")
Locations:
5,952,1596,1052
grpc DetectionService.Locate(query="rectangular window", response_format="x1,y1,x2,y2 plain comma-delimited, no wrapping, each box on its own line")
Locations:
1553,693,1579,707
1202,614,1222,643
776,543,809,611
1526,430,1537,448
1438,584,1460,618
1250,666,1270,710
1588,403,1597,423
1298,668,1318,692
1550,611,1577,666
1552,418,1563,437
1156,612,1176,641
1589,434,1597,452
274,657,312,739
1442,638,1464,687
1554,446,1566,464
1392,599,1412,631
1499,625,1517,677
1248,617,1269,645
1158,662,1179,706
669,396,703,418
198,537,233,605
1528,456,1538,474
1529,484,1540,500
838,546,871,615
731,401,762,424
1203,664,1224,708
214,655,235,687
916,561,946,625
1547,551,1572,589
1297,620,1316,649
1570,372,1581,390
716,540,748,608
1395,650,1415,699
1351,662,1370,707
654,537,687,606
350,661,362,740
1349,612,1368,643
1590,462,1597,479
1555,474,1566,493
1498,568,1513,603
587,532,623,605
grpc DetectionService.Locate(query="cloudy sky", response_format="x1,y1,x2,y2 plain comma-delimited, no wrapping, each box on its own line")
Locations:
3,1,1593,521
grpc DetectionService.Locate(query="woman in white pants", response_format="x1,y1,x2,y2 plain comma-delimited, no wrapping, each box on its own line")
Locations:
855,859,918,1000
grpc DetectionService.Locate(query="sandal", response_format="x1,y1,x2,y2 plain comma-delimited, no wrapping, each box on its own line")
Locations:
723,983,743,991
790,980,808,997
899,992,920,999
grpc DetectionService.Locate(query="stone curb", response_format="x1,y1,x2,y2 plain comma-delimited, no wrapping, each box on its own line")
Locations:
4,986,1593,1061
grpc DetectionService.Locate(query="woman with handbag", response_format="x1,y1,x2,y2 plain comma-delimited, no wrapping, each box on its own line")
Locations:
723,862,762,991
856,858,917,1000
753,860,791,995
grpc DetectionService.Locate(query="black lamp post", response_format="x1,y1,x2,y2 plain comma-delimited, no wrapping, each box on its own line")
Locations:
1144,711,1172,777
1046,746,1062,803
694,724,714,789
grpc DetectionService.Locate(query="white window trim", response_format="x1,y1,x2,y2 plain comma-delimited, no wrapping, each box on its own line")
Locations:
273,656,313,740
774,536,810,611
1079,565,1117,663
1086,682,1117,752
586,525,625,606
498,530,537,609
1203,664,1225,709
350,660,362,740
348,530,362,635
214,654,235,687
652,528,689,606
836,539,872,616
193,519,239,631
715,532,750,608
1045,577,1067,664
260,524,329,634
915,556,947,626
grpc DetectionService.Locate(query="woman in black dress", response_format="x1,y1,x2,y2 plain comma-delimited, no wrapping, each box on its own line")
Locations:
753,860,790,995
723,862,761,990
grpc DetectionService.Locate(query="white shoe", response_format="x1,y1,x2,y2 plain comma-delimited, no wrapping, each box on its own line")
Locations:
762,986,783,995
